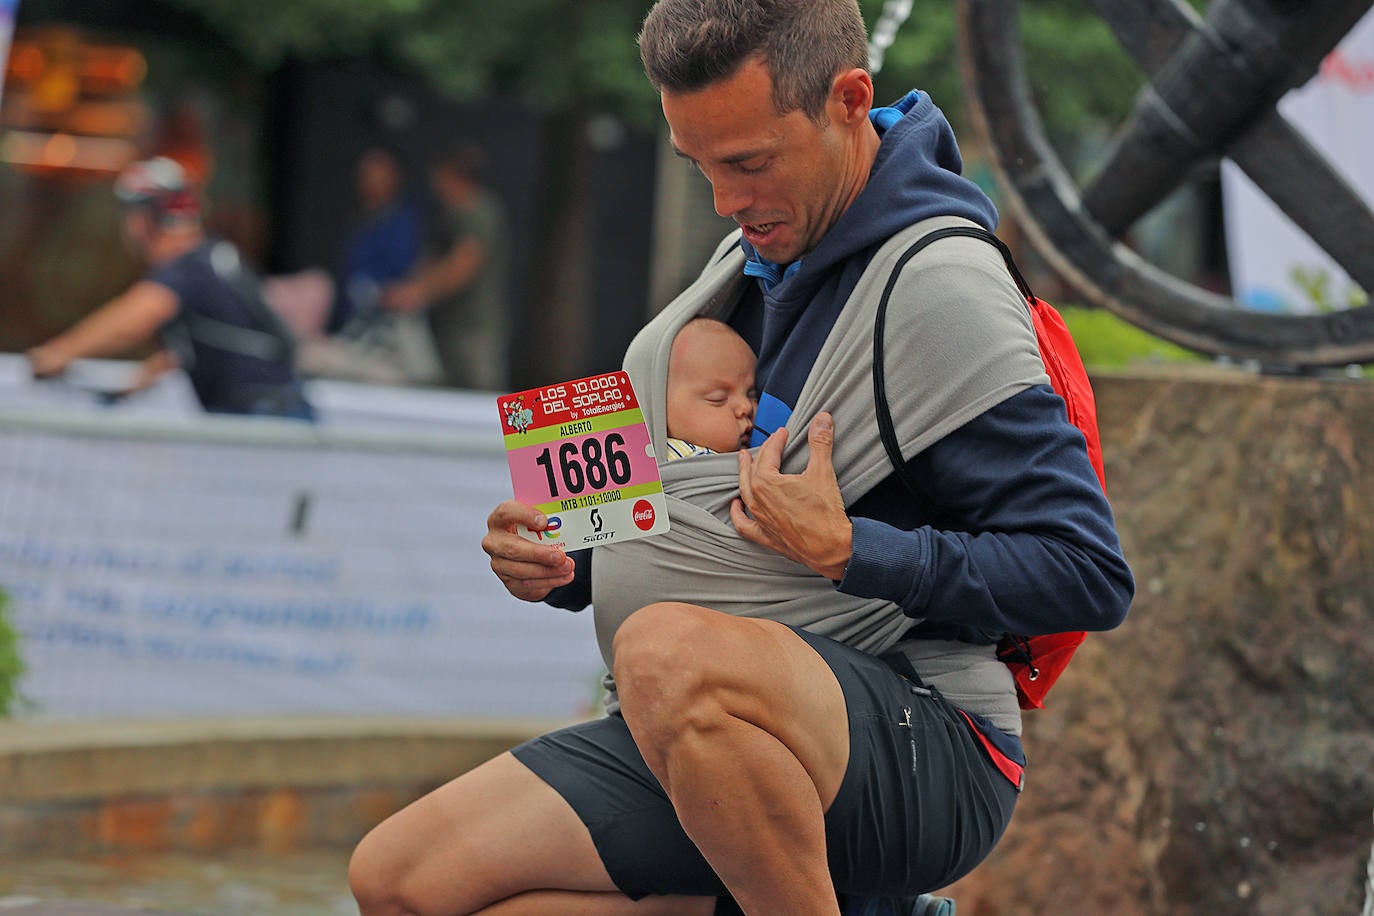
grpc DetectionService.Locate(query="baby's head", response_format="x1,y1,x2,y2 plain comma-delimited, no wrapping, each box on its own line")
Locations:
665,317,757,453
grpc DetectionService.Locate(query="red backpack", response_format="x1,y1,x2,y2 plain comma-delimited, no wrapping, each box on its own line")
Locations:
872,225,1105,710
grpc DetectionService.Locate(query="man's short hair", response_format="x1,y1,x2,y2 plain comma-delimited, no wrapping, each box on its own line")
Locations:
637,0,870,120
433,142,489,184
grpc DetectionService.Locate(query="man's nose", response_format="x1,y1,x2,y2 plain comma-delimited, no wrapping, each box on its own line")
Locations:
709,173,750,219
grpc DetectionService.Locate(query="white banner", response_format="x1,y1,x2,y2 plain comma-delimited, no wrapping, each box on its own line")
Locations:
1221,10,1374,313
0,358,606,722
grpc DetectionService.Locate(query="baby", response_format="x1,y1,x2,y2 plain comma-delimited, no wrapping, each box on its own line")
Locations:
663,317,758,460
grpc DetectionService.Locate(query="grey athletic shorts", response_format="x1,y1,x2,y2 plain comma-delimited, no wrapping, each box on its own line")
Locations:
510,626,1020,900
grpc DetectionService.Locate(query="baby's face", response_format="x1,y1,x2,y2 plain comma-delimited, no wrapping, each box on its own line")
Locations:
666,323,758,453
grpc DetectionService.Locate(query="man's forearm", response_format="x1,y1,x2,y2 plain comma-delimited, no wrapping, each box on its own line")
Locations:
420,239,485,300
35,281,178,366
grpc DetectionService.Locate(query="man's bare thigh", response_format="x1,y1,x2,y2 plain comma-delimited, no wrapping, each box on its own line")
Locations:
353,750,622,911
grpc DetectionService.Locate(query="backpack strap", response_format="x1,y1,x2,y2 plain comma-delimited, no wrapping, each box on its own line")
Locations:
183,241,298,366
872,225,1031,512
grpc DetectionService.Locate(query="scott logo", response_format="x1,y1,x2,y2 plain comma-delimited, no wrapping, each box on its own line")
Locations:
537,516,563,540
632,499,655,531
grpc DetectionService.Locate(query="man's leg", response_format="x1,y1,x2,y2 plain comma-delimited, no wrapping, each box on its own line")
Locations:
349,750,717,916
613,603,852,916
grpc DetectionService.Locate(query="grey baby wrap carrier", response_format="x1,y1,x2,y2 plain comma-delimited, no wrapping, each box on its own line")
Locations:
593,216,1049,733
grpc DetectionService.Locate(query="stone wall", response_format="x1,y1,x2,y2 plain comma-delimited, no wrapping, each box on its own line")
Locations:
0,718,554,856
945,369,1374,915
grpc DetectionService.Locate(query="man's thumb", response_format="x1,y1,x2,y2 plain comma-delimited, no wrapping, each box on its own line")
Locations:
808,411,836,459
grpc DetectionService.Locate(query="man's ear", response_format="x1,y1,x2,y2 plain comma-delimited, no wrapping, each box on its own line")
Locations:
830,68,875,125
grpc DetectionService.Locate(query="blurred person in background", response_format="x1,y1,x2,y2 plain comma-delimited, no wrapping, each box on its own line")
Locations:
292,145,443,387
25,156,314,420
330,145,423,334
383,142,510,391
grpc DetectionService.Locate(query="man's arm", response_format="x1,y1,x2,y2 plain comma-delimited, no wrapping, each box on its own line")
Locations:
125,349,181,394
839,385,1133,635
735,387,1133,636
27,280,179,376
382,236,486,314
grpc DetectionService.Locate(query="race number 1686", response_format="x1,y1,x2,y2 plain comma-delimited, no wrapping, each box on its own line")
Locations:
533,433,632,497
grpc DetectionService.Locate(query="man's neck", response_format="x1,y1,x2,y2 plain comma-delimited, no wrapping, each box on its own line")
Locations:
147,225,205,265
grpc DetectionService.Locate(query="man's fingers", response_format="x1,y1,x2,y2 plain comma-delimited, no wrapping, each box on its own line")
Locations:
736,447,755,507
496,566,575,603
804,412,838,483
494,555,574,586
486,499,549,538
740,426,786,510
755,426,788,472
483,499,569,570
731,498,800,566
481,529,568,571
730,497,768,547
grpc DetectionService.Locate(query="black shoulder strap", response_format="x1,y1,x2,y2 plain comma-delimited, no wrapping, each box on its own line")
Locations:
185,241,298,366
872,225,1032,516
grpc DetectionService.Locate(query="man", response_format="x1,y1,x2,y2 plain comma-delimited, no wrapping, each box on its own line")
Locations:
296,146,444,388
383,143,510,391
26,156,313,420
331,146,423,333
349,2,1133,914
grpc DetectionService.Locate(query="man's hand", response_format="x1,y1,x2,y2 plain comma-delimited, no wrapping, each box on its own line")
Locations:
381,280,428,314
121,350,180,397
26,344,71,379
731,411,853,581
482,500,577,602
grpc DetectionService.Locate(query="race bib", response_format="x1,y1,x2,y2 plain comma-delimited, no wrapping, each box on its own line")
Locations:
498,371,670,549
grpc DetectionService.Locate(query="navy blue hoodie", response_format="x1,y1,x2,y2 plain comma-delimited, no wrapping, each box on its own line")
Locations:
551,92,1133,644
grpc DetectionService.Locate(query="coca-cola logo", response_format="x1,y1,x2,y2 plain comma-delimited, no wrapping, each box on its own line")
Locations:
632,499,655,531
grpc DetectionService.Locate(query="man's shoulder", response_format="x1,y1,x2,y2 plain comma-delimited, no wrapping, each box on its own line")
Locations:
874,216,990,265
149,241,210,286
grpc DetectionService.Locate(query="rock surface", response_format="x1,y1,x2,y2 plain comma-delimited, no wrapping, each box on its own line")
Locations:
944,369,1374,915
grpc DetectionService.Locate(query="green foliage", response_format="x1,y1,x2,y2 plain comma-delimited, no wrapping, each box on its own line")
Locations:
0,590,24,719
164,0,662,123
1290,265,1371,313
1058,306,1206,370
861,0,1142,146
153,0,1143,139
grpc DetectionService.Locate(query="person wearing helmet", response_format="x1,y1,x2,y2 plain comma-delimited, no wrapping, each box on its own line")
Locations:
26,156,314,420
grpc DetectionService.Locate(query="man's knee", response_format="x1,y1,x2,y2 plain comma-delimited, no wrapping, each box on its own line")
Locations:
613,603,741,753
349,825,412,916
613,603,721,700
349,816,476,916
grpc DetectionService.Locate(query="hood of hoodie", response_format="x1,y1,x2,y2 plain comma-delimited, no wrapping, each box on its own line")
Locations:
741,90,998,306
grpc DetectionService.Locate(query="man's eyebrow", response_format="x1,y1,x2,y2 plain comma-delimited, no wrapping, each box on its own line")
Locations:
670,143,768,166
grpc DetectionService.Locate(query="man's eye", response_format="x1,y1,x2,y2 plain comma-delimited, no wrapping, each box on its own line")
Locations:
737,160,767,175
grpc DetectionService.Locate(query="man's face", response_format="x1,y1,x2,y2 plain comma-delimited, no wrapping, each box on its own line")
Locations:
357,152,400,212
662,57,870,265
120,208,153,255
